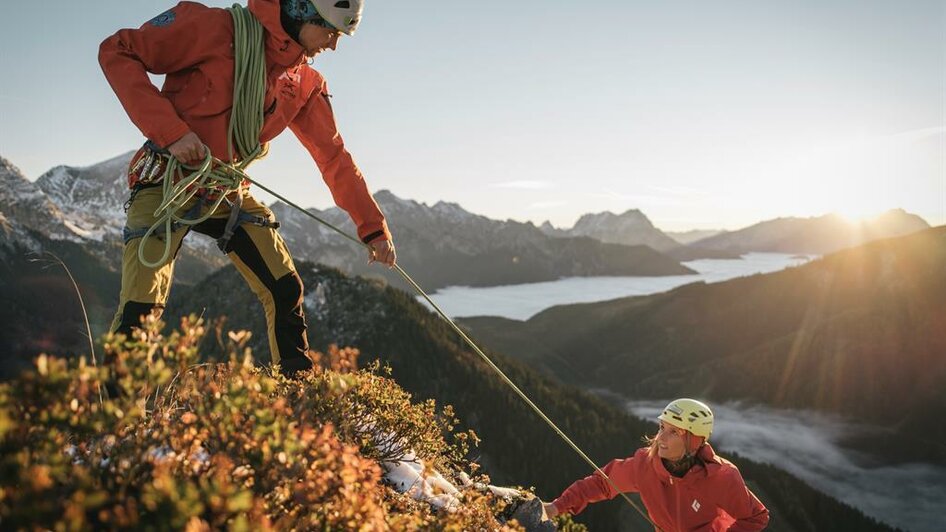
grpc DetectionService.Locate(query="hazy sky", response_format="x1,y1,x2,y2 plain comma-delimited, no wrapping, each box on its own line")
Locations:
0,0,943,231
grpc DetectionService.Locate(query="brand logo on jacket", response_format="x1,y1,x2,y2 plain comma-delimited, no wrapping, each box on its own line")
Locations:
148,10,176,27
691,499,701,512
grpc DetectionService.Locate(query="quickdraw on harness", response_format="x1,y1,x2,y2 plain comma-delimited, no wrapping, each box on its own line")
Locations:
128,4,272,269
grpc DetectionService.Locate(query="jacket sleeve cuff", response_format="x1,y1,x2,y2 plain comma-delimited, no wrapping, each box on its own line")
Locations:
358,221,392,244
552,497,568,515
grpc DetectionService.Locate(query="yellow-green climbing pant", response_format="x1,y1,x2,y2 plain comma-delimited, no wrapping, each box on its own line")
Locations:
110,184,312,375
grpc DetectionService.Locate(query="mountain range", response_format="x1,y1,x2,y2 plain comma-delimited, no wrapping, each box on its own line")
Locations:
665,228,725,245
540,209,682,252
687,211,930,254
542,206,930,259
0,214,119,379
1,153,695,291
2,152,933,290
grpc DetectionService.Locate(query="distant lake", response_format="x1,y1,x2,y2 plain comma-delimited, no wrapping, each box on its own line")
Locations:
422,253,813,320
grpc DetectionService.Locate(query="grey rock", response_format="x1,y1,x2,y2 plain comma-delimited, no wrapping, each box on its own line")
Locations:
507,497,557,532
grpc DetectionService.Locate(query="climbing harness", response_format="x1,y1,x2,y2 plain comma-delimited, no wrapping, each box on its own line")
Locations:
126,3,658,528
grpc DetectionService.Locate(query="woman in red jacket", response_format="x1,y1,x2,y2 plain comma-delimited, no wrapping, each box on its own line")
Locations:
544,398,769,531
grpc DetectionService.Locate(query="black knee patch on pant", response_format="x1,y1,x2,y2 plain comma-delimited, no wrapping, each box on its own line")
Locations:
273,271,311,376
116,301,164,336
200,223,311,376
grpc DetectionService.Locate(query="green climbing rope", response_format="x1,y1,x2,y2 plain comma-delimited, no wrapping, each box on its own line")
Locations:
227,3,266,164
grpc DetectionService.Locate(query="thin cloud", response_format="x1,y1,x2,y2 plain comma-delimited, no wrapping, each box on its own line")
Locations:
647,185,709,197
489,180,554,190
587,189,683,206
808,125,946,157
888,126,945,143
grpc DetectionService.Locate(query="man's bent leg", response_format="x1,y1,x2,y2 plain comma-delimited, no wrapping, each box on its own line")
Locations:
223,224,312,376
189,192,312,376
110,187,189,335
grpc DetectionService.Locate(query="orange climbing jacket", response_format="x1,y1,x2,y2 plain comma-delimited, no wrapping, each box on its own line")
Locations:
99,0,390,244
553,444,769,531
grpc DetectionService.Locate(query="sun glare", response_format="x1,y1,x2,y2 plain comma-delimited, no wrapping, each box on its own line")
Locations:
834,205,883,224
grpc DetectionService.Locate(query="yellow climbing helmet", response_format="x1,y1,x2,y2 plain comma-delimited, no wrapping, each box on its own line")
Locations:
658,398,714,440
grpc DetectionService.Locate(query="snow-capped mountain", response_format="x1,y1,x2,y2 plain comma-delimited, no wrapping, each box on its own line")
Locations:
33,150,221,257
540,208,682,253
0,156,71,240
1,152,227,285
0,212,39,260
34,151,132,242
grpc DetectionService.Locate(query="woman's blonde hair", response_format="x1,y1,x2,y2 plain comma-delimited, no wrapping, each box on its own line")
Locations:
644,433,660,459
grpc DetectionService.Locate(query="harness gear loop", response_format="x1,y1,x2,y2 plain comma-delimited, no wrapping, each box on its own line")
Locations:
217,192,244,252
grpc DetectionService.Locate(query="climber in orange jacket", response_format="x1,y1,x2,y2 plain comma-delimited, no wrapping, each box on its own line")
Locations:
99,0,394,375
545,399,769,531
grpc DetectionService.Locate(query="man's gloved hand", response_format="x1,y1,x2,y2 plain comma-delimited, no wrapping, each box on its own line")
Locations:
368,238,396,268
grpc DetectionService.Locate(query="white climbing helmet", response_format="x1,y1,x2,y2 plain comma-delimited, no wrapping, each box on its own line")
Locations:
310,0,364,35
658,398,714,440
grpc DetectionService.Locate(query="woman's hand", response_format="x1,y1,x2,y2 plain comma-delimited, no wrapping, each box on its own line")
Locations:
543,501,559,518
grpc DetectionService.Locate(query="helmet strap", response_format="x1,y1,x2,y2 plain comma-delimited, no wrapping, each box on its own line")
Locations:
681,432,705,458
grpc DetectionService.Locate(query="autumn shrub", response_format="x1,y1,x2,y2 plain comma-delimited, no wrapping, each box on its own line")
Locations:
0,316,523,531
287,359,478,472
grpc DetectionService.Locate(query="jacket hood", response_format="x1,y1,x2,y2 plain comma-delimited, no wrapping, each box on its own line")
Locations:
652,443,724,485
248,0,306,67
